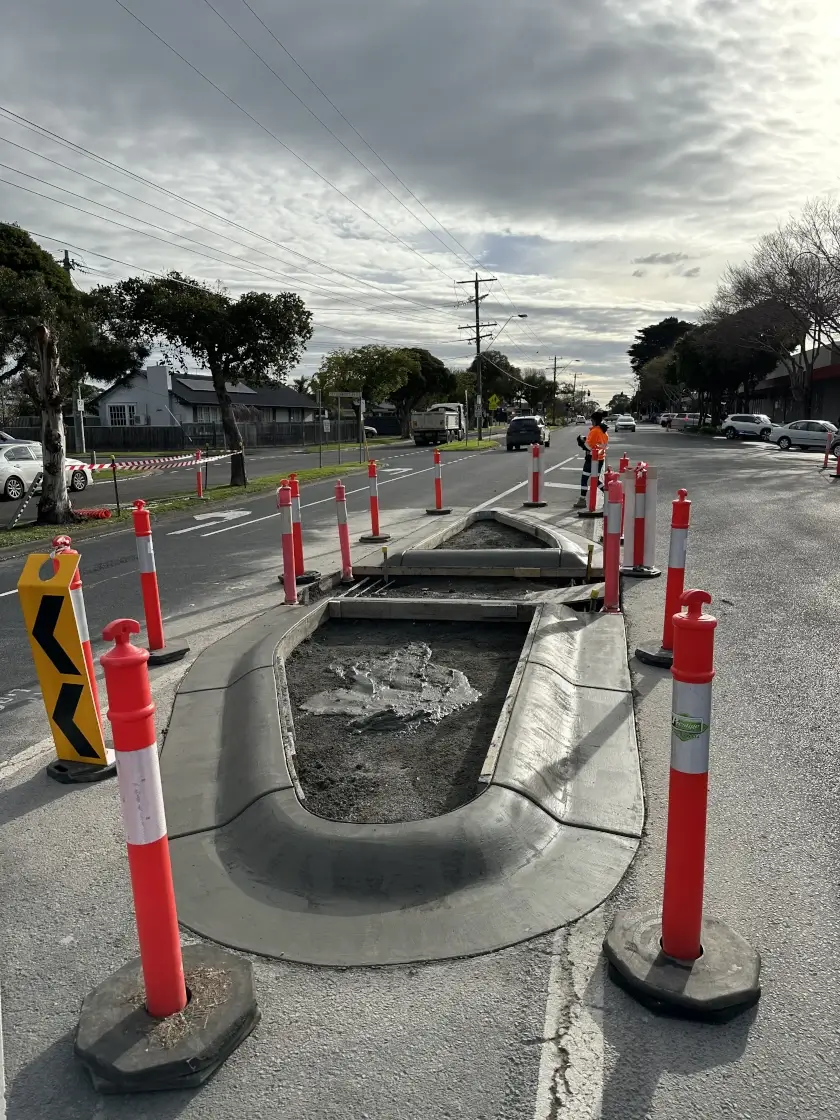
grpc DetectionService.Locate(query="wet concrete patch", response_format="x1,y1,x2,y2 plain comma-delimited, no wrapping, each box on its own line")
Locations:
285,617,527,824
437,520,548,550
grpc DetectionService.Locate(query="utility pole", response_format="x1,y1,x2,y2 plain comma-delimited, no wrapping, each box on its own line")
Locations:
552,356,557,425
457,274,497,441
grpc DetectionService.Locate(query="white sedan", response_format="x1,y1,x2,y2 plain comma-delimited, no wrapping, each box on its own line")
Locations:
613,414,636,432
0,444,92,500
769,419,836,451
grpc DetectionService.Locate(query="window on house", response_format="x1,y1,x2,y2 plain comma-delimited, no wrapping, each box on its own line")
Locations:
109,404,136,426
194,405,220,422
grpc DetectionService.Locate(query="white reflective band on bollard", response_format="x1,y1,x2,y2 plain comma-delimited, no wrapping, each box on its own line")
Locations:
670,681,712,775
643,465,658,569
69,586,90,644
135,535,156,574
606,497,622,534
115,743,168,845
280,503,293,537
668,527,688,569
621,472,635,567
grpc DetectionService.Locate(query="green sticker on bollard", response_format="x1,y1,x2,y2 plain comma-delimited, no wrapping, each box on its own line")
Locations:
671,715,710,742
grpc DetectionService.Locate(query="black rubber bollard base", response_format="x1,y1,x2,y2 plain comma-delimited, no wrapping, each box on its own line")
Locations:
146,638,190,667
634,645,674,668
620,565,661,579
75,942,260,1093
522,501,548,508
603,910,761,1023
577,510,604,519
295,570,321,585
47,759,117,784
425,508,451,515
359,533,391,543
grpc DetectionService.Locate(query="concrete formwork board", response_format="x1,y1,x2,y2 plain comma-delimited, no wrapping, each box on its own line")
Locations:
161,595,642,966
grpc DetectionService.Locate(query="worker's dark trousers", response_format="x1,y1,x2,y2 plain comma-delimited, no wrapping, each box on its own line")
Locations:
580,451,592,497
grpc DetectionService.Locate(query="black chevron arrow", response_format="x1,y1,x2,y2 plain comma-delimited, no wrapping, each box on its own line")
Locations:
32,595,79,676
52,683,98,759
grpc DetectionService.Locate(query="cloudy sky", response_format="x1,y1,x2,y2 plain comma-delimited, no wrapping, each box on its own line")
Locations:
1,0,838,403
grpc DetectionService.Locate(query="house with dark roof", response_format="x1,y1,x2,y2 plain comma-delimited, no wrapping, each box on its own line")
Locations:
91,364,318,427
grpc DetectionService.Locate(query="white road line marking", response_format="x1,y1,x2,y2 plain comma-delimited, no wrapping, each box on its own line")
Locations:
472,455,576,511
545,481,580,490
198,459,451,538
0,589,18,598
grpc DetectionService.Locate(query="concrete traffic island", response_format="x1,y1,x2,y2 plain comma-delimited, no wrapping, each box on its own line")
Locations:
161,582,643,967
353,507,604,579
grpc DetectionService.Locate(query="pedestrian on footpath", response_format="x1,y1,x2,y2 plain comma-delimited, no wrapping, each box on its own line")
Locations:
573,410,609,509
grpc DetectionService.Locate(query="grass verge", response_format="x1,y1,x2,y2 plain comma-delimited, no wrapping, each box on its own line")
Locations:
437,437,501,452
0,461,367,553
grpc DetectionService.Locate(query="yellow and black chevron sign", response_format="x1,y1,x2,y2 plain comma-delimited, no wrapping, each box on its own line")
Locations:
17,553,108,767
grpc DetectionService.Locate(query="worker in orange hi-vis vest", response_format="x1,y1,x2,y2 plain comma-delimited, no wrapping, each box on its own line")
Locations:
573,410,609,509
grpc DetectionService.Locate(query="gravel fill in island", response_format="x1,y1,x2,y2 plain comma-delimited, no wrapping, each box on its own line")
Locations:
285,617,528,824
437,520,548,550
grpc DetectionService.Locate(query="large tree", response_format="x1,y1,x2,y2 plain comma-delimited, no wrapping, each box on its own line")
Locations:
388,348,456,436
467,350,521,400
708,203,840,408
317,344,418,405
0,224,147,522
102,273,313,485
628,317,694,375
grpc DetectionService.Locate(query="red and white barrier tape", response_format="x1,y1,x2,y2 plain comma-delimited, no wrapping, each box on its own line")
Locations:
90,451,235,473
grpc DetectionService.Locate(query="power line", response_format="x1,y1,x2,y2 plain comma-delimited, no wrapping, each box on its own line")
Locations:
27,229,451,352
0,105,459,311
236,0,485,271
196,0,472,277
110,0,460,284
0,130,455,315
236,0,556,351
0,161,457,323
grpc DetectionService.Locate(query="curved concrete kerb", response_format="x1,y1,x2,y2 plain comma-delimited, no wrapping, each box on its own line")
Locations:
353,507,604,579
161,594,642,966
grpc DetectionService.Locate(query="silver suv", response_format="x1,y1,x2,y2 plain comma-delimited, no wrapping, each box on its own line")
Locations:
721,413,772,441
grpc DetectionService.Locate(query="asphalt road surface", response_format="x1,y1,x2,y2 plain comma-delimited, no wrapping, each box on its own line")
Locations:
1,423,838,1119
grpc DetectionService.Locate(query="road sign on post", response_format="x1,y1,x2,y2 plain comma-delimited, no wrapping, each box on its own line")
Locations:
17,552,115,783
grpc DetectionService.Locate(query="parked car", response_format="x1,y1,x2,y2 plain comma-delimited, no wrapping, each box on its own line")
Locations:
574,414,586,425
720,413,773,440
770,419,837,451
506,415,550,450
671,412,701,431
363,424,378,438
0,431,39,446
613,414,636,432
0,445,91,500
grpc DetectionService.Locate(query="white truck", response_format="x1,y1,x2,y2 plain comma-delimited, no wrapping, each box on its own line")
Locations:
409,403,466,446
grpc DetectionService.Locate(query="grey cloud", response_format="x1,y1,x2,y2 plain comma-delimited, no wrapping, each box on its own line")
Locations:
682,266,701,278
632,268,646,277
632,253,691,265
0,0,824,402
0,0,813,229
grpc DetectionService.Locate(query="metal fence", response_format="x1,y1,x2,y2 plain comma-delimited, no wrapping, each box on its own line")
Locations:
0,419,382,454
